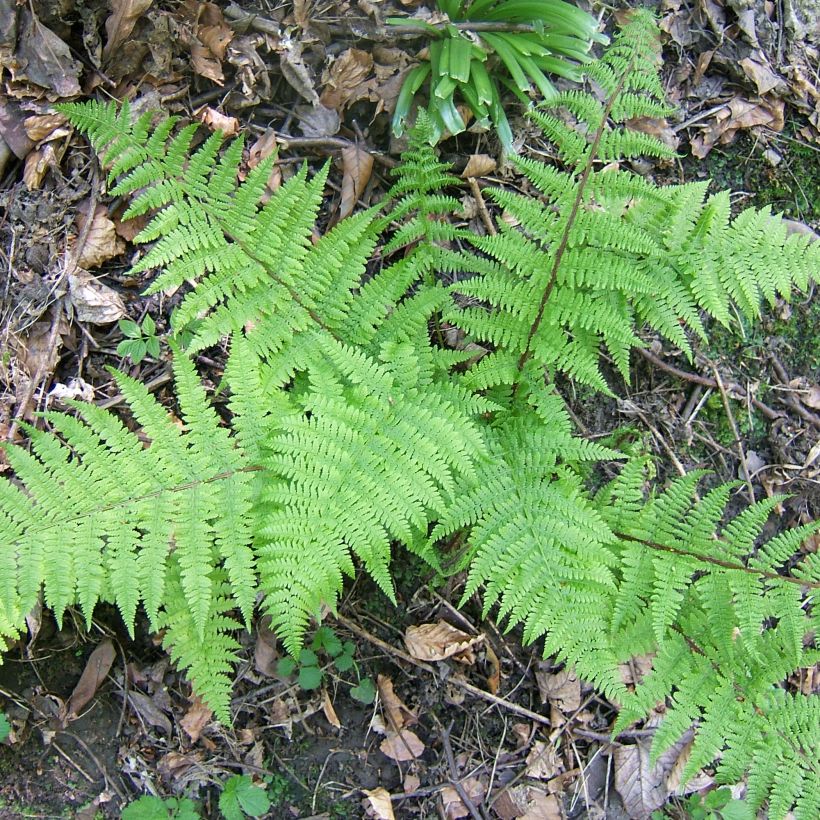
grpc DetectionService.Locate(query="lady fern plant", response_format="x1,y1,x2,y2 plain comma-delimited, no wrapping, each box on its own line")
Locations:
0,9,816,815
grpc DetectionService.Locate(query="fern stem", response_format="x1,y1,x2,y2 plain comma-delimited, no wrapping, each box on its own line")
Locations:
616,532,820,590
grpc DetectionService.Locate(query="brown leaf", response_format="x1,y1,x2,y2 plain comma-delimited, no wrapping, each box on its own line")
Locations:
180,694,213,742
525,741,561,781
67,640,116,719
296,103,340,138
404,620,484,663
339,145,373,220
0,100,34,159
441,778,486,819
321,49,374,111
522,790,562,820
534,667,581,713
196,107,240,137
68,270,126,325
14,9,82,96
363,787,395,819
804,386,820,410
690,96,784,158
626,117,680,150
462,154,497,178
103,0,153,62
254,615,279,678
127,689,173,734
739,56,786,96
76,202,126,269
379,728,425,761
485,644,501,695
376,674,417,732
321,689,341,729
24,113,68,143
280,40,320,104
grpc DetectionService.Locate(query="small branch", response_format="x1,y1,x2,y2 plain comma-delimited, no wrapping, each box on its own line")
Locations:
442,721,484,820
467,178,497,236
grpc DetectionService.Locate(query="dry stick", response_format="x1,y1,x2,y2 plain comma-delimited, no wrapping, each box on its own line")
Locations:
770,353,820,430
635,347,784,421
467,178,498,237
710,363,756,504
333,613,553,728
441,720,485,820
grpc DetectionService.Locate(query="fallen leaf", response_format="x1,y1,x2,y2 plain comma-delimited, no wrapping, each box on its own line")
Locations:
803,385,820,410
67,640,116,719
691,96,784,158
403,773,421,794
14,8,82,96
196,107,240,137
441,778,486,819
180,694,212,742
485,643,501,694
525,741,561,781
103,0,153,62
296,103,340,138
127,689,173,735
626,117,680,150
363,787,395,819
280,39,320,104
339,145,373,220
321,689,341,729
76,202,126,269
522,790,562,820
321,48,374,111
254,615,279,678
404,620,485,663
462,154,497,178
0,100,33,160
534,667,581,713
23,146,53,190
379,728,425,761
376,674,417,731
48,378,95,404
739,55,786,96
24,113,68,143
68,270,126,325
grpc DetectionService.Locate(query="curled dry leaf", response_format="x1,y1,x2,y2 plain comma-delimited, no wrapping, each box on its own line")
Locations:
379,728,425,762
103,0,153,62
67,639,116,720
462,154,497,178
180,694,213,742
534,667,581,712
196,107,240,137
279,38,320,104
404,620,484,664
321,688,341,729
68,271,126,325
690,96,784,158
376,674,417,731
339,145,374,220
363,787,395,820
24,113,68,143
23,144,59,191
76,203,126,269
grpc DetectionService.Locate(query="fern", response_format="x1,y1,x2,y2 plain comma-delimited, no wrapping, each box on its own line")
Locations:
0,11,811,815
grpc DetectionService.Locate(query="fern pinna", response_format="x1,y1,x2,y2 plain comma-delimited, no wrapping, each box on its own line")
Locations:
0,9,817,815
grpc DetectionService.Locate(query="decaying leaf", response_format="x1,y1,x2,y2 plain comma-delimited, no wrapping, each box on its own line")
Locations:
404,620,484,663
13,8,82,97
321,48,374,111
522,790,562,819
279,38,320,104
321,689,341,729
296,103,340,138
254,615,279,678
180,694,213,743
103,0,153,62
339,145,374,220
485,643,501,694
68,270,126,325
379,728,425,761
67,639,116,719
363,787,395,819
376,674,417,731
525,741,562,781
127,689,173,734
626,117,680,150
75,203,126,269
462,154,497,178
196,107,240,137
441,778,486,819
690,96,784,158
534,667,581,713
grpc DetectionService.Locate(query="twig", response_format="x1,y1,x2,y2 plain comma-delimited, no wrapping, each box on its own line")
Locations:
441,721,485,820
467,179,497,236
770,354,820,430
710,364,756,504
635,347,783,421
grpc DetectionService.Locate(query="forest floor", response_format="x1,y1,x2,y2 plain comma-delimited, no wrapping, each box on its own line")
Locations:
0,0,818,818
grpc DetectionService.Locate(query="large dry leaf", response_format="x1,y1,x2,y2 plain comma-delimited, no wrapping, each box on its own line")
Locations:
321,48,374,111
379,728,425,761
76,203,126,269
296,103,340,138
339,145,373,220
739,55,786,96
0,100,33,159
534,667,581,712
363,787,395,819
279,39,320,104
462,154,497,178
103,0,153,62
180,694,213,742
376,674,417,731
404,620,484,663
67,639,116,719
14,9,82,96
321,689,341,729
522,791,562,820
68,270,126,325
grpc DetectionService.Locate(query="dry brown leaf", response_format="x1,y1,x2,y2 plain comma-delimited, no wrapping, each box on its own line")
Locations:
322,689,341,729
76,203,126,269
462,154,497,178
249,128,279,168
404,620,484,663
619,654,656,686
379,728,425,761
522,790,562,820
403,773,421,794
321,49,374,111
68,270,126,325
254,615,279,678
23,147,50,190
626,117,680,150
24,113,68,143
180,694,213,742
534,667,581,712
103,0,153,62
196,107,240,137
339,145,374,220
485,643,501,695
740,56,786,96
280,40,320,104
377,674,417,731
525,741,561,781
67,639,116,719
691,96,784,158
803,385,820,410
441,778,486,819
14,9,82,96
363,787,395,819
127,689,173,734
0,101,33,160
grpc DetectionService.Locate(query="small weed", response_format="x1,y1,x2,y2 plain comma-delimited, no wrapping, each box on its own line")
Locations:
117,314,161,364
654,787,752,820
121,795,200,820
218,774,271,820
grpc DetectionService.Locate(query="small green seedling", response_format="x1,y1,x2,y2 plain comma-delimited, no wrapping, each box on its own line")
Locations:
277,626,375,703
653,788,753,820
117,314,161,364
219,775,271,820
0,713,10,742
122,795,200,820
